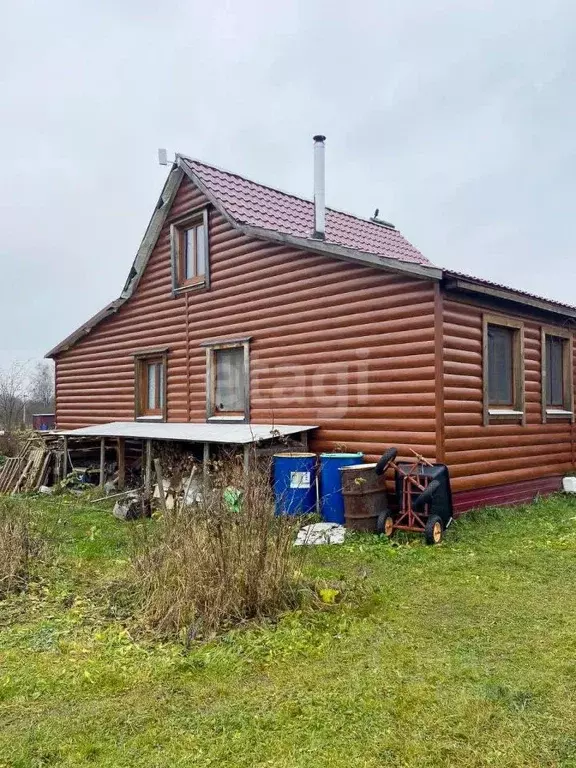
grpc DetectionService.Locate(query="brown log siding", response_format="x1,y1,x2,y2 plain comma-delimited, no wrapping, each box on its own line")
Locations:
442,297,576,497
55,176,438,460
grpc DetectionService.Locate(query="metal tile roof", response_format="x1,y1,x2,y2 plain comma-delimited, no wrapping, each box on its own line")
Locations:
58,421,318,444
181,157,432,266
445,270,576,315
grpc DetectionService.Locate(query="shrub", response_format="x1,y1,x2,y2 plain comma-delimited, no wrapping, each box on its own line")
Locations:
132,454,310,640
0,498,37,598
0,431,21,459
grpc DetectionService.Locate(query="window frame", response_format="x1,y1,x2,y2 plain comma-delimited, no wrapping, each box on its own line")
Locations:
170,207,210,294
200,337,251,423
541,326,574,423
133,349,168,421
482,314,525,426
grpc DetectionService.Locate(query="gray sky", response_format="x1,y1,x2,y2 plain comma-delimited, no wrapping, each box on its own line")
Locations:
1,0,575,369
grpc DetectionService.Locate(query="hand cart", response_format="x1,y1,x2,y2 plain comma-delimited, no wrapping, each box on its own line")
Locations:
374,447,453,545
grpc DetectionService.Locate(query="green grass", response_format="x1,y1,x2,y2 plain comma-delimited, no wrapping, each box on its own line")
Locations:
1,494,576,766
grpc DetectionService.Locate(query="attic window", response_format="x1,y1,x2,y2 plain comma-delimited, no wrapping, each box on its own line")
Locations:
170,209,210,293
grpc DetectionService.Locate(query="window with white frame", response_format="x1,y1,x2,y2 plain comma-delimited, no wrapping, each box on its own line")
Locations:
170,209,210,291
134,352,167,420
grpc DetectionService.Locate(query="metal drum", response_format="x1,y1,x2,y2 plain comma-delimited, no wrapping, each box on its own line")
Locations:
273,453,317,515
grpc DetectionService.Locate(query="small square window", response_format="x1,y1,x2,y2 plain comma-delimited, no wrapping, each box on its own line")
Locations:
214,347,245,414
201,338,251,421
170,210,210,292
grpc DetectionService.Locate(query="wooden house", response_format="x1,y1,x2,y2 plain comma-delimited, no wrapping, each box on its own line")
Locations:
47,138,576,512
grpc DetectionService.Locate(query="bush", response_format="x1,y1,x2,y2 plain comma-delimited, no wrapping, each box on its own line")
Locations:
0,499,38,598
132,454,310,639
0,431,21,459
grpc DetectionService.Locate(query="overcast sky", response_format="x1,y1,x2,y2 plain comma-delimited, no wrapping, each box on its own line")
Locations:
1,0,575,370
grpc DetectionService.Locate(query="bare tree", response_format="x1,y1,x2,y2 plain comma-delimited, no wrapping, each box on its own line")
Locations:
0,362,29,432
28,361,55,410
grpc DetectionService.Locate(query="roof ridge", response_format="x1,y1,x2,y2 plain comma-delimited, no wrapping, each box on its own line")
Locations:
178,154,398,232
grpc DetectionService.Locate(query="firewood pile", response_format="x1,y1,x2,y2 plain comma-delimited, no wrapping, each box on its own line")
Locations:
0,434,61,494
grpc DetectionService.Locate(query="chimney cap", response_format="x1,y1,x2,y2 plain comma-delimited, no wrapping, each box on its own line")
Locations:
313,134,326,143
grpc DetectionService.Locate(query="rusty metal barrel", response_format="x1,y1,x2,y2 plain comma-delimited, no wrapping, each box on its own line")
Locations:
340,463,389,532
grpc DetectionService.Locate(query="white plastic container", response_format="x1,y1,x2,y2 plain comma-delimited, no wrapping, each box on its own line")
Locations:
562,476,576,493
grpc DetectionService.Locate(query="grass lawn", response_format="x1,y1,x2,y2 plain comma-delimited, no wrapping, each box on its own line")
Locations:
1,494,576,767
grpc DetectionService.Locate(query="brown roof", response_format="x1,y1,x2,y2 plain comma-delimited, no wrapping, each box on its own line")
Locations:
180,157,432,267
46,158,575,359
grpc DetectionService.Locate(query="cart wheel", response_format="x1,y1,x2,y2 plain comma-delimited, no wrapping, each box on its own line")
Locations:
413,478,440,510
424,515,444,545
375,447,398,476
376,511,394,538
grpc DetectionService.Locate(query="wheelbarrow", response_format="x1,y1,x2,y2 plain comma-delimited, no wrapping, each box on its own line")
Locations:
374,447,453,545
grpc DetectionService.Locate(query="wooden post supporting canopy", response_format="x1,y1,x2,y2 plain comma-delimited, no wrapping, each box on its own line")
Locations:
117,438,125,490
62,436,68,481
203,442,209,488
144,439,152,497
99,437,106,489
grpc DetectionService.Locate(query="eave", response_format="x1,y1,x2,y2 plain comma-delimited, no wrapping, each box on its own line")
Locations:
443,273,576,322
45,158,441,358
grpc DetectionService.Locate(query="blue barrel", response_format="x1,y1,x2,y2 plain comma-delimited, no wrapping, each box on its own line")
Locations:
273,453,317,516
320,452,364,524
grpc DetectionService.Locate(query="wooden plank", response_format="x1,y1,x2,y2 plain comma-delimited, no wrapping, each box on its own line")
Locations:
153,458,167,513
35,453,51,491
13,454,35,494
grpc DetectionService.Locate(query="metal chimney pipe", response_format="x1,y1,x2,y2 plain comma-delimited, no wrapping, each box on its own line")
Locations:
312,134,326,239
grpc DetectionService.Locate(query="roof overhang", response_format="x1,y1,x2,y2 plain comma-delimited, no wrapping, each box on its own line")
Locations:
45,166,184,358
57,421,317,445
444,273,576,321
45,157,441,359
237,224,442,281
45,299,124,358
178,156,442,282
46,157,576,360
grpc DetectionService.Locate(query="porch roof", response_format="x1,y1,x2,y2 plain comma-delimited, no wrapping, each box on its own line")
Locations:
57,421,317,445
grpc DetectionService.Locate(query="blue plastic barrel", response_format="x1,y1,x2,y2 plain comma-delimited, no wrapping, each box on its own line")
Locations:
319,452,364,524
273,453,317,516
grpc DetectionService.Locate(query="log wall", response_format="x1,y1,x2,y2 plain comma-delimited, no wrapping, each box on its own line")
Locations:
55,176,438,460
442,296,576,507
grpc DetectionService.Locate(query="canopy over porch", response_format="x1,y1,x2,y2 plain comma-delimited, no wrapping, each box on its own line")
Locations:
57,421,317,444
56,421,318,492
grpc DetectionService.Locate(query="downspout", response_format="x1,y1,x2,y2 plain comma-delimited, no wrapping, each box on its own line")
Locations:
186,291,191,422
434,283,445,464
